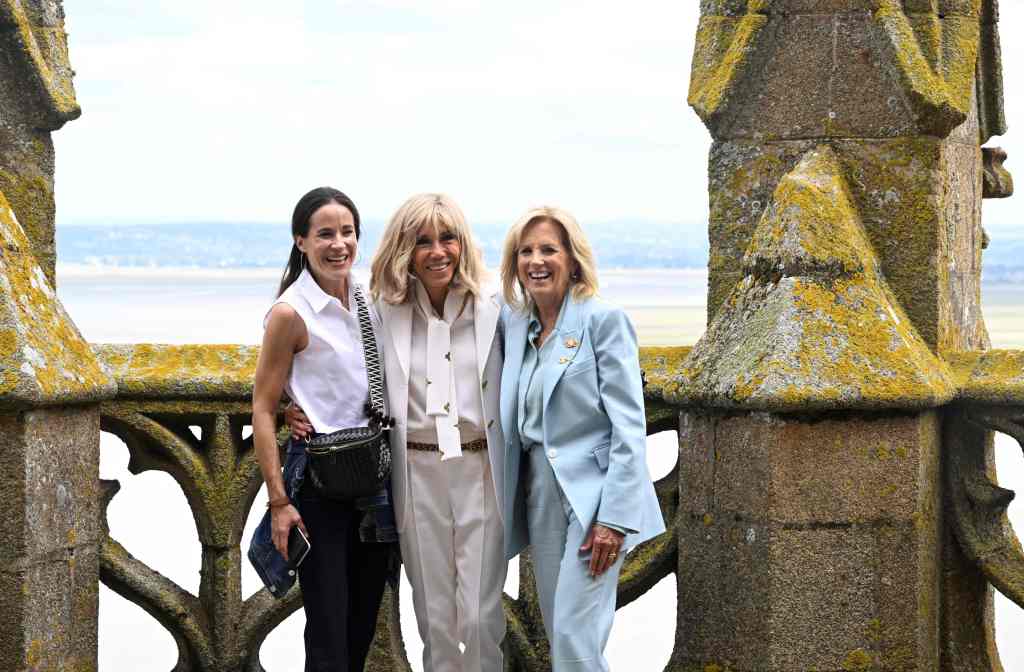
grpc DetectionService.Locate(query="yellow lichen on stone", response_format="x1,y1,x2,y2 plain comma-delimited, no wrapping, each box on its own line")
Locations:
0,189,114,407
0,370,18,394
947,350,1024,404
774,276,953,405
95,344,261,400
940,17,982,110
688,13,767,121
872,0,979,133
745,153,873,278
841,648,873,671
907,13,942,67
832,138,950,350
639,346,694,403
0,168,52,251
671,145,954,411
1,0,80,122
0,328,17,358
0,188,33,249
707,137,965,350
25,638,44,667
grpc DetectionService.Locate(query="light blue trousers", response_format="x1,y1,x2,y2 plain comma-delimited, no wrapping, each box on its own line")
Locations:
525,447,623,671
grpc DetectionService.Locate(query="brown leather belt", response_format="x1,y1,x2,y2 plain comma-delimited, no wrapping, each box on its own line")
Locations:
407,438,488,453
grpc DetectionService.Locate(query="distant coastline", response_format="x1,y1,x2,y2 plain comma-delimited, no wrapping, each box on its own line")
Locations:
55,220,709,271
56,221,1024,282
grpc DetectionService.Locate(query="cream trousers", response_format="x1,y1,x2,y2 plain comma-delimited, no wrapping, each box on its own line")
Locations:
401,449,506,672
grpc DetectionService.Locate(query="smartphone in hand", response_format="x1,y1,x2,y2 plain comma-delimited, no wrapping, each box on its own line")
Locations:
288,526,311,569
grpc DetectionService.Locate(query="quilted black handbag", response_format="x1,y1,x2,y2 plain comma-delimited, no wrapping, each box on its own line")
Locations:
304,283,392,499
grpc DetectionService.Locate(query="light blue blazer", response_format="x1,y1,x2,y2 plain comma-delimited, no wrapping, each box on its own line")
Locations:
499,295,666,561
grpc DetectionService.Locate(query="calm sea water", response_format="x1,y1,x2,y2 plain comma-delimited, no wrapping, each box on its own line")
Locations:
56,267,1024,670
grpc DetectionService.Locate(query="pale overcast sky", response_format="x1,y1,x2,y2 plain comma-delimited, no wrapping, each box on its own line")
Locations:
54,1,1023,231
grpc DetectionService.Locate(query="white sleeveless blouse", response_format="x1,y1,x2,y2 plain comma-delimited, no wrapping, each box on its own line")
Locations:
268,269,371,433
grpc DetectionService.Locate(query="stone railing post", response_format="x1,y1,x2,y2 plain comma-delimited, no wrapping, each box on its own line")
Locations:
0,2,113,671
0,0,81,287
0,199,114,669
669,1,1011,669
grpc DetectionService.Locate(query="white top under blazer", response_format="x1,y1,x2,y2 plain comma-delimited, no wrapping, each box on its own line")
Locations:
267,268,371,433
406,280,486,449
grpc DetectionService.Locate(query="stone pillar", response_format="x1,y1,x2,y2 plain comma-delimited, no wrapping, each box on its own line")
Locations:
0,193,114,670
677,2,1007,669
0,4,101,668
0,0,81,286
694,0,995,354
668,144,956,669
677,410,943,670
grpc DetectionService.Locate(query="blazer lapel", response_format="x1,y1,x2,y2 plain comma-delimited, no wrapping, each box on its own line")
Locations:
500,309,529,439
541,297,585,413
384,301,413,382
474,293,500,381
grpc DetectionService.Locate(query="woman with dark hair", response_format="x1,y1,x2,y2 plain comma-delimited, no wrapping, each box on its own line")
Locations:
252,186,392,671
289,193,507,671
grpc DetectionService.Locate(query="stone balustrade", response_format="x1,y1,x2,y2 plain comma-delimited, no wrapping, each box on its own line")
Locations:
83,343,1024,671
91,343,682,671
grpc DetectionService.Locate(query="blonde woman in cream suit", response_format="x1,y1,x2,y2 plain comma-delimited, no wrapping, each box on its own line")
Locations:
371,193,506,672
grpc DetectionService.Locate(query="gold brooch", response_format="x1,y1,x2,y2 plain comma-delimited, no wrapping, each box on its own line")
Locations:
564,337,579,349
558,356,570,364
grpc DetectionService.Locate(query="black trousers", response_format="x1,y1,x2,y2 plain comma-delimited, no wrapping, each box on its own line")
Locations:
295,487,391,671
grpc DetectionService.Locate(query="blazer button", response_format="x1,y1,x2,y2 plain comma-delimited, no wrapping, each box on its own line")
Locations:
547,448,557,459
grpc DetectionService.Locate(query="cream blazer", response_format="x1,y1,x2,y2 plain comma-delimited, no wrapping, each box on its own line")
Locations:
374,290,505,533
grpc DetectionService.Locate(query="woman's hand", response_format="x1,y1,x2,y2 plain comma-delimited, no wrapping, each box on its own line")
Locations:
285,402,313,439
580,523,625,577
271,503,309,560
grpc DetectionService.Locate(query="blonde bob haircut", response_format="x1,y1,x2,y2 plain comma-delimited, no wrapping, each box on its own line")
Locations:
500,206,599,312
370,193,485,305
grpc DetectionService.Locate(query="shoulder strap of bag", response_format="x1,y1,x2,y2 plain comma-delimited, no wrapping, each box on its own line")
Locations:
351,283,387,420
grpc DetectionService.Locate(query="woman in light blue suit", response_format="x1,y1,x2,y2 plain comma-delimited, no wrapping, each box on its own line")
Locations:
497,206,665,671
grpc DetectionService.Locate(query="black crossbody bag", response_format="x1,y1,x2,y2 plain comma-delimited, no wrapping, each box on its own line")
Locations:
304,283,393,499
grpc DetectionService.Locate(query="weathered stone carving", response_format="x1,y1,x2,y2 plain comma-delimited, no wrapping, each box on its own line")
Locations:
0,119,113,669
664,0,1024,669
982,146,1013,198
948,405,1024,611
0,0,80,286
978,0,1006,145
93,345,403,672
673,145,955,412
93,344,682,672
0,194,113,406
689,0,984,141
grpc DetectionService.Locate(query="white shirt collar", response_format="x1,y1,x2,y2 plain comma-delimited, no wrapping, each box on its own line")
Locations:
296,268,355,314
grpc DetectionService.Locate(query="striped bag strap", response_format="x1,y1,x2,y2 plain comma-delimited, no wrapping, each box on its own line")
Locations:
351,283,387,422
